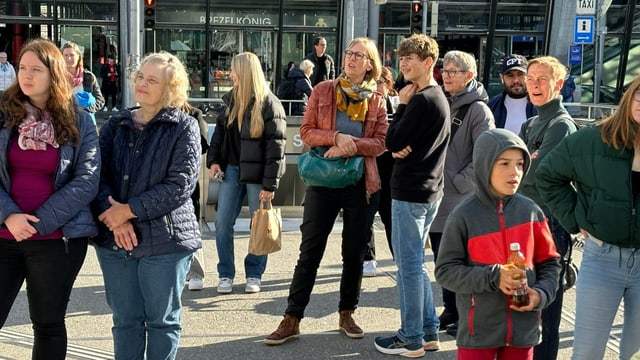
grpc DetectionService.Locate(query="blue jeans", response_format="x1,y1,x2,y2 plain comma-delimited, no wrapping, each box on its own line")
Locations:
534,215,571,360
571,236,640,360
391,198,441,344
0,237,87,360
95,246,193,360
215,164,266,279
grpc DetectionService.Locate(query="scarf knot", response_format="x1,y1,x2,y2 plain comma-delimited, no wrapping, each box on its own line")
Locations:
336,76,377,121
17,102,59,151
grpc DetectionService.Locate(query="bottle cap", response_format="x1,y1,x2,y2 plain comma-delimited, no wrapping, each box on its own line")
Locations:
510,242,520,251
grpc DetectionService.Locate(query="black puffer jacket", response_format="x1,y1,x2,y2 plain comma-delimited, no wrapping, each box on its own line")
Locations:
93,107,202,258
206,90,286,191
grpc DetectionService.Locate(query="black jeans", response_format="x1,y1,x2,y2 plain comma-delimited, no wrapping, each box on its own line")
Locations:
429,232,458,318
364,151,394,260
0,237,88,360
534,215,571,360
286,181,368,319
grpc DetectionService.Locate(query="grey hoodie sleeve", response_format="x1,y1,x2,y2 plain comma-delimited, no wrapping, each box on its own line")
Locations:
435,207,502,295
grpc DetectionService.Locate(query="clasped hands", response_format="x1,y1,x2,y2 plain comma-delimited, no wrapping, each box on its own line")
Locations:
324,133,357,158
98,196,138,251
5,213,40,241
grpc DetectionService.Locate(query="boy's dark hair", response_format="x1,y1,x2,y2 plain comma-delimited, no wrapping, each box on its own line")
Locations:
313,36,326,46
397,34,439,63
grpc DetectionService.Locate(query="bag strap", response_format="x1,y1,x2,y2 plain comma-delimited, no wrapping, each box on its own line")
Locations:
451,102,473,139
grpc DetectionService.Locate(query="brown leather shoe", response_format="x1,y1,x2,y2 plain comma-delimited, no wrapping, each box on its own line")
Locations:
264,315,300,345
339,310,364,339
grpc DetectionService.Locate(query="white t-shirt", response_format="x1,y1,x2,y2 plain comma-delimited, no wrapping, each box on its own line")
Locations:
503,95,529,135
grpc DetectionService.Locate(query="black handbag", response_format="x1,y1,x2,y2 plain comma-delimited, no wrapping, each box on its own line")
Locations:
297,147,364,188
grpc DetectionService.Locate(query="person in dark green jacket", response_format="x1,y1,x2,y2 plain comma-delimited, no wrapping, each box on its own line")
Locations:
518,56,578,360
536,76,640,360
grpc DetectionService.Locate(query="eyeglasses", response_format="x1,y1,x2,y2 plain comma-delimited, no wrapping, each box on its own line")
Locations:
442,69,467,77
633,89,640,102
344,50,369,61
377,78,390,85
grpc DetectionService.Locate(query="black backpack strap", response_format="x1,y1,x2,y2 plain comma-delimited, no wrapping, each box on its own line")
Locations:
451,103,472,139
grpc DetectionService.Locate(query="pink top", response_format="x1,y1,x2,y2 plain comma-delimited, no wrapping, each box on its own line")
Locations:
0,135,63,240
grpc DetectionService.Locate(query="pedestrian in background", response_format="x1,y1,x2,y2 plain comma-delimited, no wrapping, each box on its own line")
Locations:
305,36,335,86
363,65,398,277
517,56,578,360
0,38,100,360
265,37,387,346
0,51,16,96
61,42,105,123
537,75,640,360
206,52,287,295
185,105,210,291
374,33,449,358
100,54,120,111
429,50,495,337
93,51,201,360
436,129,561,360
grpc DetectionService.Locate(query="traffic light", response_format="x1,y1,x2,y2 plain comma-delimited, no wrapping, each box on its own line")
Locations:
144,0,156,30
410,0,423,34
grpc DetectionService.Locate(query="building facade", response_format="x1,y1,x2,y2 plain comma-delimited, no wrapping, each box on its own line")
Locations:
0,0,637,104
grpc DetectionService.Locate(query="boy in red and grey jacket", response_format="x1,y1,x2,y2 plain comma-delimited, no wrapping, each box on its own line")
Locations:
435,128,561,360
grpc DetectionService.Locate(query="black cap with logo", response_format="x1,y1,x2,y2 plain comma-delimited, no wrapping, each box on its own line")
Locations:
502,54,528,74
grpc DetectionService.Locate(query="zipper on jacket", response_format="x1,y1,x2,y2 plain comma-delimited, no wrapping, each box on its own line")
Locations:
166,214,175,238
62,237,69,254
497,199,514,346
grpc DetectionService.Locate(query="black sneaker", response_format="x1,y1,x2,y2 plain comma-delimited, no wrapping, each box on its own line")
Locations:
438,310,458,330
374,335,425,358
445,322,458,337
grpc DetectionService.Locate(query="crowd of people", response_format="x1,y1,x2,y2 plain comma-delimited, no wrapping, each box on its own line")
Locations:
1,33,639,360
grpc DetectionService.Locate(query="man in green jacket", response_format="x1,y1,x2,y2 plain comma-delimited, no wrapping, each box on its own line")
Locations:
518,56,578,360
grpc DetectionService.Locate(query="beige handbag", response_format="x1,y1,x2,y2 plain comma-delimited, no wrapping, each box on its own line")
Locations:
248,200,282,256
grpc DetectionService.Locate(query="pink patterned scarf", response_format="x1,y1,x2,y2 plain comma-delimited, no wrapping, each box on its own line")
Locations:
17,103,59,151
68,67,83,87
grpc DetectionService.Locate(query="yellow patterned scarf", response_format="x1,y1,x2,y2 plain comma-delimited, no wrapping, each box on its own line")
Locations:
336,76,377,121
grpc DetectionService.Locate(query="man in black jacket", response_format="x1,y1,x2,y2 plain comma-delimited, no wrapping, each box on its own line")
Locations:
304,37,335,87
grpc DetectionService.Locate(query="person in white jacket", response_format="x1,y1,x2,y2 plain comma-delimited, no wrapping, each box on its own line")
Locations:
0,52,16,95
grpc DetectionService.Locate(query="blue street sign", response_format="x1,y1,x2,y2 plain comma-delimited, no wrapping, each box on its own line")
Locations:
574,16,594,44
569,45,582,65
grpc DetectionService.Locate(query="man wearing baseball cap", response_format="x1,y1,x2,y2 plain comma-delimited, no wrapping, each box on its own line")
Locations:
488,54,537,134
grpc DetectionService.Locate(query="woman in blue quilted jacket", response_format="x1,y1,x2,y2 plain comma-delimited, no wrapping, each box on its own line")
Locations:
93,51,201,360
0,38,99,360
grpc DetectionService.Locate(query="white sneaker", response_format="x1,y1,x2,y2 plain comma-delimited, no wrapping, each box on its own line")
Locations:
245,277,261,293
102,107,108,112
363,260,377,277
188,276,204,291
111,106,119,111
217,278,233,294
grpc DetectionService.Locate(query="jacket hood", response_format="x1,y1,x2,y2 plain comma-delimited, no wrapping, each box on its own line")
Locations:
448,79,489,112
473,128,530,205
287,68,307,80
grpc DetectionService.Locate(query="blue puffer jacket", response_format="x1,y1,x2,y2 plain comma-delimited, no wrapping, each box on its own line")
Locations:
0,111,100,238
93,107,202,257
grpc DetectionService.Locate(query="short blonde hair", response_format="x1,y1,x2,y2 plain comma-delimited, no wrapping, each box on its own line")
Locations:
299,59,315,72
527,56,566,83
343,37,382,82
133,51,190,109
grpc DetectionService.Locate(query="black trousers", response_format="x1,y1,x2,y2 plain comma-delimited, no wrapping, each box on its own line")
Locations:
0,237,88,360
364,151,394,260
285,181,369,319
